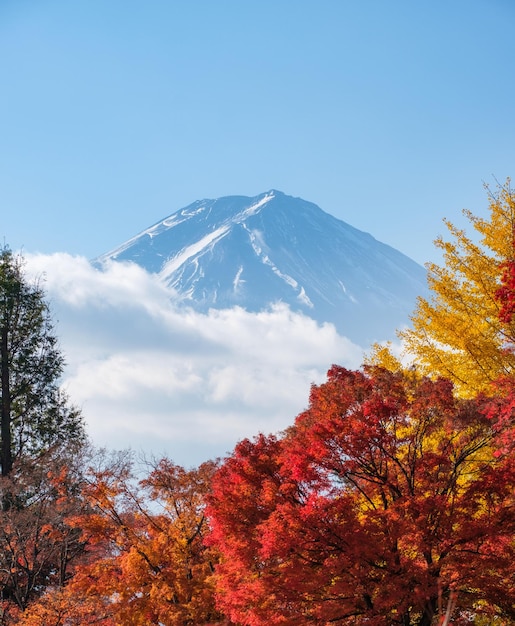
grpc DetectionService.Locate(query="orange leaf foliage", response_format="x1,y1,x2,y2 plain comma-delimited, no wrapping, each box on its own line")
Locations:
23,455,228,626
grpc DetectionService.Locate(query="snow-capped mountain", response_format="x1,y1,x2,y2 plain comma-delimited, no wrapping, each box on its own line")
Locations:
96,190,428,345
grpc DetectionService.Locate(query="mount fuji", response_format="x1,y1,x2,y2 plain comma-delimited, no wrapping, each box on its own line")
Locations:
96,190,428,345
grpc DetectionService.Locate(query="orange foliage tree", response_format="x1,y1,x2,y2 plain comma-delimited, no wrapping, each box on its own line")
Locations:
207,366,515,626
18,453,228,626
0,450,90,625
13,586,115,626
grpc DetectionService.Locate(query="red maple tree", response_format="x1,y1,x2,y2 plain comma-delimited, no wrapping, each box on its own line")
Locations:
207,366,515,625
496,255,515,324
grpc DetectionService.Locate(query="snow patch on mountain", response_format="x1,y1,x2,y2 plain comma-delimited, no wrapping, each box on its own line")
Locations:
233,266,245,292
297,287,313,308
236,192,275,221
339,281,358,304
160,225,229,276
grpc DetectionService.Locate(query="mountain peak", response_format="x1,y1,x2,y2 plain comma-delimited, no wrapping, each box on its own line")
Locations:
96,192,428,345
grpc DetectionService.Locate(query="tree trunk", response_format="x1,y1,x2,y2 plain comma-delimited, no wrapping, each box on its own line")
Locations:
1,325,12,478
417,597,438,626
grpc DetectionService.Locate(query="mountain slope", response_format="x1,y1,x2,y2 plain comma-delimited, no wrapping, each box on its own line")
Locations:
96,190,427,345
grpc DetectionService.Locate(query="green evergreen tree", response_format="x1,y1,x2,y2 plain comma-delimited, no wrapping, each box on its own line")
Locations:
0,247,85,478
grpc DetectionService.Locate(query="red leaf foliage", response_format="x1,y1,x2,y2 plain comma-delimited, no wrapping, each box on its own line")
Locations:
207,366,515,626
496,257,515,324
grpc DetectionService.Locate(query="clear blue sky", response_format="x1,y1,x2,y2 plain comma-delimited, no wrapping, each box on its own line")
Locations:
2,0,515,266
4,0,515,464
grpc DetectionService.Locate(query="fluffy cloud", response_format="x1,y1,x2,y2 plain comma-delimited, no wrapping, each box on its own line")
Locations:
26,254,366,467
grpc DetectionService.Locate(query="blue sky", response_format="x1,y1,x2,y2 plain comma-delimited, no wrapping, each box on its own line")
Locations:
2,2,515,464
2,0,515,266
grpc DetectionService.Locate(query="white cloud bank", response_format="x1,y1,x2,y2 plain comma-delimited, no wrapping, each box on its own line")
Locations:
25,254,366,467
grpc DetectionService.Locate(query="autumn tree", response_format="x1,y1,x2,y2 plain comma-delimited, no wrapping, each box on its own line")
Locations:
13,585,116,626
207,366,515,626
495,251,515,327
377,180,515,397
0,247,85,478
25,453,229,626
0,448,93,625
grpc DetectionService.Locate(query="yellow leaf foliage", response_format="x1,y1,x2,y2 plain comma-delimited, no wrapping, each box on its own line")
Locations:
376,180,515,397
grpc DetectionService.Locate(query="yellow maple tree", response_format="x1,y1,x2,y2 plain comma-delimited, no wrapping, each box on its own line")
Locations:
374,180,515,397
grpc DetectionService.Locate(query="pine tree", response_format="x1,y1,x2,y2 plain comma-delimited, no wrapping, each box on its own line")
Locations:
0,247,85,478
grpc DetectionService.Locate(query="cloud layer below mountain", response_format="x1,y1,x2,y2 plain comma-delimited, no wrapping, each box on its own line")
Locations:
26,253,366,467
